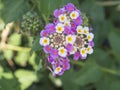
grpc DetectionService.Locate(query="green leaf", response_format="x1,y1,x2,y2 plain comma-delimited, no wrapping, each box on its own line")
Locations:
15,69,37,90
15,51,30,66
74,61,103,86
0,0,30,24
0,72,21,90
93,49,114,68
3,50,13,60
95,74,120,90
31,36,42,51
60,69,80,90
108,30,120,60
80,0,105,22
29,52,38,70
8,33,22,46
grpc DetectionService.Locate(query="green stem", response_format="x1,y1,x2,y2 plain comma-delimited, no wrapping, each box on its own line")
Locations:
96,1,120,6
0,44,31,52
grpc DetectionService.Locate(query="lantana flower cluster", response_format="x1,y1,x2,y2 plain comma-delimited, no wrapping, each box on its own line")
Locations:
40,3,94,76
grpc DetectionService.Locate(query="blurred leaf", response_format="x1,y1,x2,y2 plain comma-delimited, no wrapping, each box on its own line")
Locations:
108,30,120,60
0,72,21,90
35,0,79,17
0,18,5,30
93,49,114,68
95,74,120,90
15,69,37,90
60,69,80,90
3,50,13,60
15,51,30,66
0,0,29,24
74,61,103,86
94,21,113,47
80,0,105,22
8,33,22,46
31,36,42,51
29,52,38,70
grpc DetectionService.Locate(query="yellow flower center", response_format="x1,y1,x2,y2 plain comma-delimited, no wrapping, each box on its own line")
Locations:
88,35,91,40
68,37,72,42
87,47,90,51
43,39,48,44
56,67,61,72
58,27,62,31
81,49,85,54
78,29,82,33
72,13,76,18
61,16,65,21
60,49,65,54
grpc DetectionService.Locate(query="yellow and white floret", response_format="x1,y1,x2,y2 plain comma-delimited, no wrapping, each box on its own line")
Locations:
40,37,50,46
80,48,87,58
87,33,94,41
54,67,62,74
58,14,67,22
83,26,89,34
66,35,76,44
76,25,84,34
86,46,93,54
58,47,67,57
70,11,79,19
64,20,71,26
55,23,64,33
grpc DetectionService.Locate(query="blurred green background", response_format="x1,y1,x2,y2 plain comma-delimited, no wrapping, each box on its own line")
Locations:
0,0,120,90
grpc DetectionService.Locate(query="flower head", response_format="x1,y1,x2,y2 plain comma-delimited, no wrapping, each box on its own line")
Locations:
39,3,94,76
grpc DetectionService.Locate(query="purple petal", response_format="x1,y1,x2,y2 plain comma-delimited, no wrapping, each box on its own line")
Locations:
88,41,94,47
71,22,77,33
53,9,64,18
74,52,80,60
63,57,70,62
40,30,48,37
50,49,58,59
45,23,55,34
53,19,59,25
47,56,55,64
63,62,70,70
43,45,52,54
65,3,76,12
65,44,74,52
64,26,73,34
74,16,82,26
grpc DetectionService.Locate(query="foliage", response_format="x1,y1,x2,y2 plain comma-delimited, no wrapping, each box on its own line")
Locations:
0,0,120,90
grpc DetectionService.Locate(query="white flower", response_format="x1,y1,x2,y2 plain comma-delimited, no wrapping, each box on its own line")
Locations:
70,11,79,19
86,46,93,54
80,48,87,58
55,23,64,33
87,33,94,41
66,35,76,44
76,26,84,34
83,27,89,34
58,47,67,57
54,67,62,74
40,37,50,46
58,14,67,22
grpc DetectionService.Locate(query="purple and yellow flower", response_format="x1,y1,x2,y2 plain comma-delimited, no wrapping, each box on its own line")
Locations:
39,3,94,76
